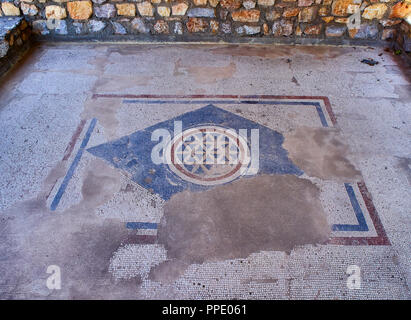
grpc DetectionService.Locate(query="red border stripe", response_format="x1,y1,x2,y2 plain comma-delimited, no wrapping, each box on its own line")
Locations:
62,119,87,161
328,181,390,246
92,94,337,125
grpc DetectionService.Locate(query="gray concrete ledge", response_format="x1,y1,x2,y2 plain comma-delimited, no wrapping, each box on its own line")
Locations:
34,33,394,48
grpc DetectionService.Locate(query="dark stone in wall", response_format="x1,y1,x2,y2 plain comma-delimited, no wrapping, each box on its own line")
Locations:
326,24,347,37
352,24,379,39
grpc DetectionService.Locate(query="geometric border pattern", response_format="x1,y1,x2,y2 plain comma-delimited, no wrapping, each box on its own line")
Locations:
53,94,390,246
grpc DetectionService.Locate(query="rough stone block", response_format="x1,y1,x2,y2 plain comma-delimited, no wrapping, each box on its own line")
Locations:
258,0,275,6
154,20,169,34
0,41,9,58
112,21,127,34
322,16,334,23
20,3,38,16
304,24,322,35
298,7,317,22
220,9,229,19
187,8,215,17
298,0,313,6
243,0,256,9
220,0,242,10
20,20,28,31
237,25,261,34
172,3,188,16
325,24,346,36
45,6,67,20
232,9,260,22
283,8,300,17
362,4,388,20
137,2,153,16
193,0,207,5
55,20,68,35
186,17,208,32
174,21,183,34
334,17,348,23
318,6,328,16
95,4,116,18
67,1,93,20
381,28,396,40
116,3,136,16
73,22,86,34
88,19,106,32
263,22,269,34
2,3,20,16
349,23,378,39
221,22,231,33
295,24,302,36
379,19,402,27
32,20,49,35
389,1,411,19
272,19,293,36
331,0,356,17
131,17,150,33
210,20,219,33
266,10,281,21
157,6,171,17
402,37,411,52
243,25,261,34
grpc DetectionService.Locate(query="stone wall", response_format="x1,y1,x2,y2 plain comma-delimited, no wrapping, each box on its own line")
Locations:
0,17,32,76
0,0,410,45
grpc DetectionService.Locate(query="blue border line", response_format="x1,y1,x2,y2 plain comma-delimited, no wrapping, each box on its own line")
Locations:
332,183,369,232
126,222,158,229
123,99,329,127
315,105,328,127
50,118,97,211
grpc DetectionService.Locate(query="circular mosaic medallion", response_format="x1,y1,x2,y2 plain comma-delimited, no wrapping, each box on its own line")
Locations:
165,125,251,186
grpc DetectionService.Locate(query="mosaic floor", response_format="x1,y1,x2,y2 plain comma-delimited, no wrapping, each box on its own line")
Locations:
0,43,409,299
